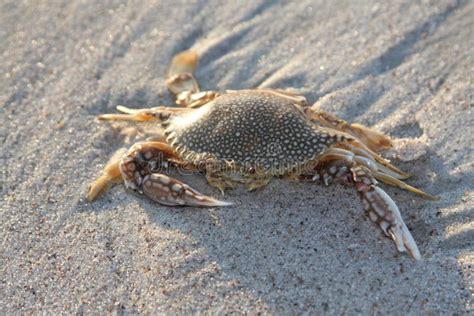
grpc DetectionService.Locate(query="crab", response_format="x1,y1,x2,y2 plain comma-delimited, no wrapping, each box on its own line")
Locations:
87,50,438,260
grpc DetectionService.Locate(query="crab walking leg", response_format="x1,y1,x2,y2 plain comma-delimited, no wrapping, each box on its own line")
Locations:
304,108,392,152
87,153,124,202
246,89,308,107
306,150,422,260
98,106,191,122
316,147,435,198
166,50,220,108
120,142,232,207
166,50,200,95
332,144,437,199
373,172,439,200
339,141,410,180
175,90,221,108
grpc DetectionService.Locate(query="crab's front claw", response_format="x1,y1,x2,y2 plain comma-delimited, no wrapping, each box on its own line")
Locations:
387,216,421,261
356,178,422,260
119,141,231,207
141,174,232,207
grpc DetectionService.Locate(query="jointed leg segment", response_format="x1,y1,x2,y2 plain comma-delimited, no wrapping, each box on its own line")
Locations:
87,154,124,202
88,142,231,207
98,105,191,122
351,166,421,260
305,147,423,260
166,50,200,96
166,50,220,108
304,108,392,152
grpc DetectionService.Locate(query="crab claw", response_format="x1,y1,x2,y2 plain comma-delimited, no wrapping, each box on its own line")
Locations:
358,183,422,260
117,141,232,207
141,174,232,207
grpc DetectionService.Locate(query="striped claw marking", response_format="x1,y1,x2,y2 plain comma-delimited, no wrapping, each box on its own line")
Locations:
142,174,232,207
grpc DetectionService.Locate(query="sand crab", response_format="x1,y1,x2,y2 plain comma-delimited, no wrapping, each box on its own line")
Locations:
87,51,437,260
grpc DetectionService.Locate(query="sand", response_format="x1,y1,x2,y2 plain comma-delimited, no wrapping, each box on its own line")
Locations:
1,0,473,314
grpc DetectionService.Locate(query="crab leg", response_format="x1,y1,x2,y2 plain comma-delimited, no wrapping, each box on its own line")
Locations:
97,106,191,122
234,88,308,107
321,147,435,199
87,151,125,202
119,142,231,207
87,142,231,206
304,108,392,152
306,148,424,260
166,50,220,108
339,141,410,179
373,172,439,200
166,50,200,95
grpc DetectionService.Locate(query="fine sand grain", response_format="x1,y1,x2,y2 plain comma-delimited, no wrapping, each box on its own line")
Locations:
1,1,473,314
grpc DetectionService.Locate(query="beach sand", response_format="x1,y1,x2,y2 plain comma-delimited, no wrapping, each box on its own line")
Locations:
1,0,472,314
